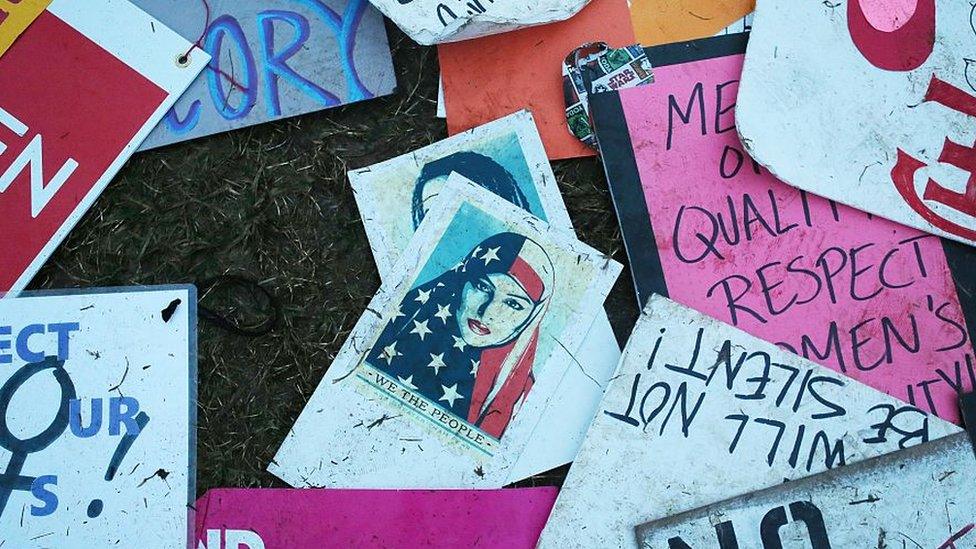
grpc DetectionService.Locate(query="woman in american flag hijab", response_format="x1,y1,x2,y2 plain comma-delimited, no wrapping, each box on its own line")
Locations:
368,232,555,439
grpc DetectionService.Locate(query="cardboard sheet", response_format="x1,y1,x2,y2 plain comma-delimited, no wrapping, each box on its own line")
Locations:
0,0,208,295
536,296,960,548
195,487,557,548
270,177,620,488
636,432,976,548
590,34,976,424
438,0,635,161
132,0,396,150
0,286,196,547
0,0,51,56
738,0,976,247
629,0,754,45
350,111,622,480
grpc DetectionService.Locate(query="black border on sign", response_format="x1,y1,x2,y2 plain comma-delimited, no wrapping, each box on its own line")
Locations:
590,33,750,309
942,239,976,358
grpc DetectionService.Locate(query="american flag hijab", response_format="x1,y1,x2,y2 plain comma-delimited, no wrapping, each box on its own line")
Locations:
368,232,555,439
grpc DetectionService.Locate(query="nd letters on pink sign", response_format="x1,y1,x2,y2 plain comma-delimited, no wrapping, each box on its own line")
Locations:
591,34,976,424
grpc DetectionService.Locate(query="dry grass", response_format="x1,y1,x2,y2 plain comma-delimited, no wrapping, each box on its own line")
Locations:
29,24,638,493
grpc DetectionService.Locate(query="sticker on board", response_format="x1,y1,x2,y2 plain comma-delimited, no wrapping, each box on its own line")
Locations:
269,176,620,488
0,0,208,295
131,0,397,150
636,432,976,548
437,0,636,161
0,286,197,547
536,295,960,549
738,0,976,247
195,487,557,548
589,33,976,425
350,110,622,480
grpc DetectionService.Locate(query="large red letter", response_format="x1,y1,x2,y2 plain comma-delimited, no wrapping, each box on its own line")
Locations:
848,0,935,71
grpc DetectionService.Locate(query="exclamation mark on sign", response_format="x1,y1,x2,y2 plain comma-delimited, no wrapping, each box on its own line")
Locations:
87,412,150,518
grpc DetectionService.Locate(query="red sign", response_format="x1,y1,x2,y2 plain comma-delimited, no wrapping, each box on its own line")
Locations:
0,2,205,294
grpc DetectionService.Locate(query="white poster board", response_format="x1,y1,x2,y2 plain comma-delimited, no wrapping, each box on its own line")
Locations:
0,286,196,548
738,0,976,247
537,295,960,548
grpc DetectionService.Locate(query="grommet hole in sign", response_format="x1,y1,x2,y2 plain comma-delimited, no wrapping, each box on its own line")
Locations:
197,275,280,337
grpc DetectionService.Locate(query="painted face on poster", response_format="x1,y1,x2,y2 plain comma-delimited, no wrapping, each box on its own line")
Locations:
269,176,620,489
0,287,196,547
738,0,976,247
349,110,621,483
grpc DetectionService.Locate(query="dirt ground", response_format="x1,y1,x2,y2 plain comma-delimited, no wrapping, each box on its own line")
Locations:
29,24,640,494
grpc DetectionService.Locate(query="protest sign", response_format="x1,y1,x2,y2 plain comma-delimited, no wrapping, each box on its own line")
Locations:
366,0,591,45
270,176,621,488
629,0,754,45
132,0,396,150
0,286,196,547
0,0,207,295
536,295,960,549
636,432,976,548
438,0,635,160
0,0,50,56
350,110,622,479
589,33,976,424
195,487,557,548
738,0,976,247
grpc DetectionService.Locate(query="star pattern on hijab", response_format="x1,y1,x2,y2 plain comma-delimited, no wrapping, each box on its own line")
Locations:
434,304,452,323
439,384,463,407
367,232,553,426
480,246,501,266
411,319,432,340
381,342,400,365
452,335,467,351
427,352,446,375
398,375,418,390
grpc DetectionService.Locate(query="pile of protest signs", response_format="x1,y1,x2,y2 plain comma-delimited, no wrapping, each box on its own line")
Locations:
1,0,974,547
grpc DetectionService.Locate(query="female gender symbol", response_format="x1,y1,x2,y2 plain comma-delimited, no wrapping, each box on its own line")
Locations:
0,356,76,519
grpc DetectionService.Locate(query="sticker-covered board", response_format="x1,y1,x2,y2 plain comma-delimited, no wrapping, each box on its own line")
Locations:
0,0,208,295
536,295,960,548
438,0,635,161
195,487,557,548
590,34,976,424
0,286,196,547
738,0,976,247
270,176,620,488
132,0,396,150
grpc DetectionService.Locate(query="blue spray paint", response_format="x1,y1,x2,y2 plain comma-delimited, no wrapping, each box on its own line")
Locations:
87,411,149,518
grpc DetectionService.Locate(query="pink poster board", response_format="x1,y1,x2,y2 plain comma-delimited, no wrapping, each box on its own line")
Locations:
590,34,976,423
195,487,557,548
